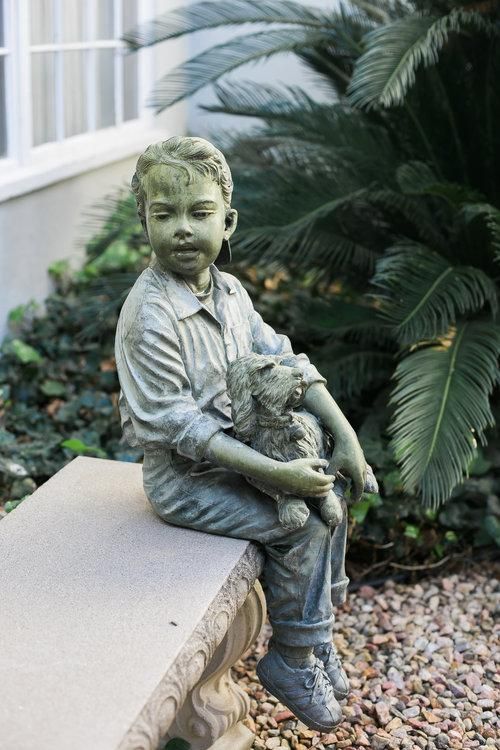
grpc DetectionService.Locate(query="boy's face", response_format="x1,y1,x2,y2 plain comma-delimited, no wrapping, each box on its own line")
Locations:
144,164,237,278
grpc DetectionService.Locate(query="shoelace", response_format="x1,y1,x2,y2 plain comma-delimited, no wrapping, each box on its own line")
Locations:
318,643,342,668
303,660,334,704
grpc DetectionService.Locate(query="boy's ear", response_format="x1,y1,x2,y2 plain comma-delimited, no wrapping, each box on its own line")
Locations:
224,209,238,239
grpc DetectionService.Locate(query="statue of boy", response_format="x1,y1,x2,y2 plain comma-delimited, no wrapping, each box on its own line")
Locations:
115,136,376,732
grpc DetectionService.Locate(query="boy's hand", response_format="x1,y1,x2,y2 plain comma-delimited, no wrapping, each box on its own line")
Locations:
328,428,367,503
274,458,335,498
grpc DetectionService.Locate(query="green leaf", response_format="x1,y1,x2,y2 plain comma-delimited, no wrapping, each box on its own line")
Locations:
61,439,106,459
350,492,381,523
467,448,492,477
8,339,43,364
348,10,495,109
40,380,67,397
4,499,24,513
404,523,420,539
482,515,500,547
84,240,141,275
371,243,498,345
433,542,445,558
388,321,500,508
48,259,71,279
444,530,458,543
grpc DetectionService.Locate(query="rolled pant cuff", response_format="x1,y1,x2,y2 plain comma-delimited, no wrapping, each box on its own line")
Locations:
270,616,335,648
331,577,349,606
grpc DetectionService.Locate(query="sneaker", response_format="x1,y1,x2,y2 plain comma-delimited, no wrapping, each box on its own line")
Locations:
256,648,343,732
314,642,350,700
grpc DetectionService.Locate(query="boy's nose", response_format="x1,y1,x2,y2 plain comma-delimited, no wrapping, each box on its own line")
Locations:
174,219,193,239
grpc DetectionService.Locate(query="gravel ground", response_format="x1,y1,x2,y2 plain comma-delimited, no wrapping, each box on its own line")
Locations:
234,569,499,750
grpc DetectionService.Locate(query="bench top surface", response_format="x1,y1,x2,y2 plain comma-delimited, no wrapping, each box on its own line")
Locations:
0,457,259,750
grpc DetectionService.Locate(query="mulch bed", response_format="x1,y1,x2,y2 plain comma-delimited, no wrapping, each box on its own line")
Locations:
234,567,499,750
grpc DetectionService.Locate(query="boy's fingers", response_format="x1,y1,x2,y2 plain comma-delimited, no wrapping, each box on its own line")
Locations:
308,484,334,497
309,472,334,485
351,470,364,503
310,458,329,470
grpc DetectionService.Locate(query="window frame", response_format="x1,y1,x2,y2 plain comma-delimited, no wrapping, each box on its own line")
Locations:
0,0,159,202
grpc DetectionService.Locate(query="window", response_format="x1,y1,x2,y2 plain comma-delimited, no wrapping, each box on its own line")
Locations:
28,0,139,147
0,0,157,198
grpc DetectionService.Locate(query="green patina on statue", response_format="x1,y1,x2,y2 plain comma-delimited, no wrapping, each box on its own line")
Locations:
115,136,377,732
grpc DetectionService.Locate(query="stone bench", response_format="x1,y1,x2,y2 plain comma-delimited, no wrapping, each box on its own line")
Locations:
0,456,266,750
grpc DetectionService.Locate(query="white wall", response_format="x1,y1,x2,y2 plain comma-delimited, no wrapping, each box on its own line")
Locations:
0,156,135,339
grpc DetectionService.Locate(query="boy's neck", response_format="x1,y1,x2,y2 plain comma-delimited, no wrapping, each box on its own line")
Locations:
183,268,212,295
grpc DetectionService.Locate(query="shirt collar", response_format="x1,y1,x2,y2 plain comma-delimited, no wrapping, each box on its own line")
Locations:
149,256,236,321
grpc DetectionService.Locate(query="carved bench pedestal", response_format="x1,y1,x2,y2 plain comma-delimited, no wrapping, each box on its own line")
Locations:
168,581,266,750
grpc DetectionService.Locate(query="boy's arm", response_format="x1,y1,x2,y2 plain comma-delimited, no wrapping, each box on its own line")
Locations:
303,382,367,502
237,285,370,501
205,432,335,498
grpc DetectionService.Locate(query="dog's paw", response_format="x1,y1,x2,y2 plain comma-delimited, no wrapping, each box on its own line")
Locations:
278,499,310,530
320,491,343,527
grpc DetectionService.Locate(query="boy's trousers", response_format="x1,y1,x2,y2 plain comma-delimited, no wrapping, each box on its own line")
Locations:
143,450,349,648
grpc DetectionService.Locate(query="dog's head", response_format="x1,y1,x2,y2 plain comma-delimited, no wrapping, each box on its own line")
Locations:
227,354,306,440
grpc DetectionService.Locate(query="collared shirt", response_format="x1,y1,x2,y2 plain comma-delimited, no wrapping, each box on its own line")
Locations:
115,258,326,462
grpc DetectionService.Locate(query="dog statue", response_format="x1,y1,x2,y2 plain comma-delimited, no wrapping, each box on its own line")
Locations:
226,353,345,531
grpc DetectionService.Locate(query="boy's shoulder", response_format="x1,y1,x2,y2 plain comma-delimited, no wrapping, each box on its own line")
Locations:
215,269,251,302
118,265,176,338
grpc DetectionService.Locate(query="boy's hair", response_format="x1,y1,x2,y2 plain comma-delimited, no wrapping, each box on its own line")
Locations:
131,136,233,227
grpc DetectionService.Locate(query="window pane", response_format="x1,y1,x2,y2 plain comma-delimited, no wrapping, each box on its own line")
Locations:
96,1,115,39
61,0,86,43
123,53,138,121
122,0,137,34
31,0,56,45
32,52,57,145
0,58,6,156
63,51,87,136
96,49,115,128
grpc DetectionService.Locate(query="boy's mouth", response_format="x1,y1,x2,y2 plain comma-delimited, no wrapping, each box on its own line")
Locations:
174,245,199,258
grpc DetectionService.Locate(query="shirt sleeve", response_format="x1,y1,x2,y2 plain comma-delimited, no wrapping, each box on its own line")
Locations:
240,286,327,388
115,299,222,461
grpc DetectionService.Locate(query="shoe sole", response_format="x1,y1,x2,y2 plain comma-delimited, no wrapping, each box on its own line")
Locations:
256,659,342,733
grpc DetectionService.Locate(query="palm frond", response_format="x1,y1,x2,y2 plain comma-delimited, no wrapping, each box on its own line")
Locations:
460,203,500,254
123,0,336,49
371,243,498,345
388,320,500,507
236,187,376,265
317,347,395,400
302,298,397,347
147,27,342,111
205,81,312,119
348,9,496,109
367,189,445,248
396,161,486,206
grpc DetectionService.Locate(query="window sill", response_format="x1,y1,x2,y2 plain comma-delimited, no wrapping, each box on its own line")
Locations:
0,122,168,203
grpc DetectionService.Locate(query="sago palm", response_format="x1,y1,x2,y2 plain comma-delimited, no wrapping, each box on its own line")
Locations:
122,0,500,508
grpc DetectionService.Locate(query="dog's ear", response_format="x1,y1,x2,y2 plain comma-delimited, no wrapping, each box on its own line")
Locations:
226,357,258,441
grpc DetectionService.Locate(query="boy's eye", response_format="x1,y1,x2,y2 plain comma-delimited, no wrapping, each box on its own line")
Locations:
193,210,212,219
153,213,169,221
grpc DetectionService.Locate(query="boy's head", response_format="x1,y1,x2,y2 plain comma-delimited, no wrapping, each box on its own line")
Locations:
132,136,233,217
131,136,237,264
